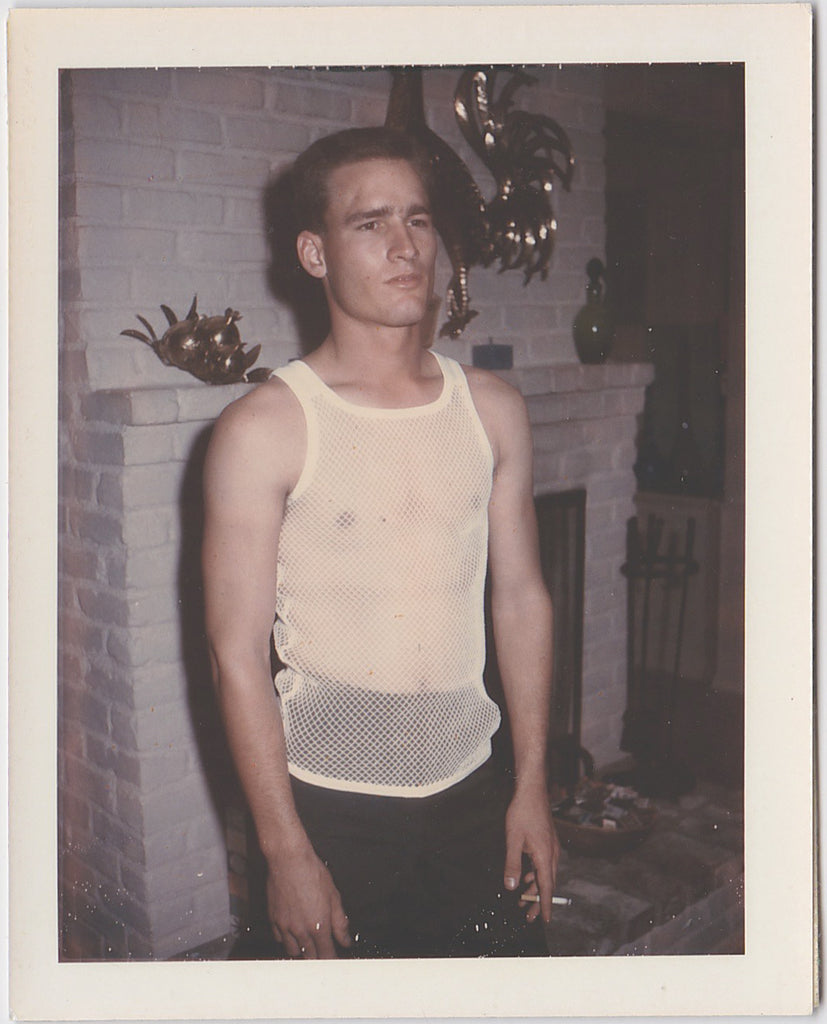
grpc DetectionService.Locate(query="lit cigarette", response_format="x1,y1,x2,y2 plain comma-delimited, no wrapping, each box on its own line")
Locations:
520,895,572,906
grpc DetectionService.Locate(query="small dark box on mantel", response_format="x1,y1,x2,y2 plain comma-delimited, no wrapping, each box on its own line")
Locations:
472,340,513,370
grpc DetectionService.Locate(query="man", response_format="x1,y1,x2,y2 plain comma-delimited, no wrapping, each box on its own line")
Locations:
202,127,558,960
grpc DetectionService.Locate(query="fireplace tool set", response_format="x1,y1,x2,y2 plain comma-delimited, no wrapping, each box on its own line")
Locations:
619,513,699,798
549,510,700,855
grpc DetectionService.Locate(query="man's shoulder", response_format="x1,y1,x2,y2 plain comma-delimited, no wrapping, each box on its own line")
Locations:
455,362,531,468
457,362,527,420
207,373,307,493
204,371,308,499
214,372,303,440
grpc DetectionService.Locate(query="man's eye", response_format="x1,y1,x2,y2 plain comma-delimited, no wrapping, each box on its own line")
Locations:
410,218,431,229
358,221,379,231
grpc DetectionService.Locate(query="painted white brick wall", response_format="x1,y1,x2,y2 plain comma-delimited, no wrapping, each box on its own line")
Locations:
60,382,251,959
65,65,604,391
59,65,612,960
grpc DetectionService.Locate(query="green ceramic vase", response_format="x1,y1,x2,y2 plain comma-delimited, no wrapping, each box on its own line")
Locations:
573,258,615,364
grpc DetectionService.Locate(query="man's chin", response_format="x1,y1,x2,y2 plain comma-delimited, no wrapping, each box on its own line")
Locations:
383,305,430,329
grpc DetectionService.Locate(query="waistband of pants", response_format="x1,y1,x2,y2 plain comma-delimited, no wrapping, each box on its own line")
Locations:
289,754,507,808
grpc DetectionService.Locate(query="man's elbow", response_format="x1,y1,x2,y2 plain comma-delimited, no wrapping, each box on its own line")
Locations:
207,633,272,696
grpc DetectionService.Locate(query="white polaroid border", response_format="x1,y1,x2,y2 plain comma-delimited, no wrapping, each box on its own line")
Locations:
8,3,815,1020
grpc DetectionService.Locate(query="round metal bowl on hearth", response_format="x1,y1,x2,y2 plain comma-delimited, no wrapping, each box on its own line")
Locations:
553,808,658,858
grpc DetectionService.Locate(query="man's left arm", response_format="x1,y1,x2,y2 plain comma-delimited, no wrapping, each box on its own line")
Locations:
474,370,559,924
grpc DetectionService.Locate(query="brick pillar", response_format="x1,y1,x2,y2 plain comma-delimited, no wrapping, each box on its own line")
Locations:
59,384,247,959
503,363,654,767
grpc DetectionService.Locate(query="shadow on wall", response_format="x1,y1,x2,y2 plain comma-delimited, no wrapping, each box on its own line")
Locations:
176,161,341,861
263,166,329,356
177,426,240,827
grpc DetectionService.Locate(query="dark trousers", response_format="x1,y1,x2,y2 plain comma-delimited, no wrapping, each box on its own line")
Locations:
237,760,549,959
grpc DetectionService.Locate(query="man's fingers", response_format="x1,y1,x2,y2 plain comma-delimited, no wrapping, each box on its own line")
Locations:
550,835,561,890
503,836,523,892
315,925,339,960
331,903,352,948
310,908,340,960
519,876,541,921
297,931,322,959
535,858,554,923
518,879,539,904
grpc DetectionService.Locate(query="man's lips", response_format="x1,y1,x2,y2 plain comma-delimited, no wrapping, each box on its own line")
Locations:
386,272,424,288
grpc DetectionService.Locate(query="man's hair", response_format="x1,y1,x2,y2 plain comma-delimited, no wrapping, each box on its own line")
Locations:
292,127,434,234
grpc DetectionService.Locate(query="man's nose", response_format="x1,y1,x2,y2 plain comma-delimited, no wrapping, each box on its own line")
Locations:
388,221,418,260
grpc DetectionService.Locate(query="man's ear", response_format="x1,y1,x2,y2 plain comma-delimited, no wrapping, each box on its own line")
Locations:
296,230,327,279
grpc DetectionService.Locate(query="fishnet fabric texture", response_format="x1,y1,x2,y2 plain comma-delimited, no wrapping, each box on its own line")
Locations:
272,352,501,796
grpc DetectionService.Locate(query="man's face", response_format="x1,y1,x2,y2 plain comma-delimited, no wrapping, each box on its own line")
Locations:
303,158,438,332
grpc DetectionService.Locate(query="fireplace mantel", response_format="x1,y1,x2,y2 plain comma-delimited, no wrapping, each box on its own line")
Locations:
501,360,653,398
82,359,653,422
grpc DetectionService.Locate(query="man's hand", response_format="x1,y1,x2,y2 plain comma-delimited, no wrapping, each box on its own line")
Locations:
266,846,352,958
503,782,560,924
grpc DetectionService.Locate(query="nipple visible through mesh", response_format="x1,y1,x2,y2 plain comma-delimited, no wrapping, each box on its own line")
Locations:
273,355,501,796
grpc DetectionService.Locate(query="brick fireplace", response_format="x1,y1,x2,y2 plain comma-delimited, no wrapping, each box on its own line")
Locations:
59,361,650,959
58,64,653,959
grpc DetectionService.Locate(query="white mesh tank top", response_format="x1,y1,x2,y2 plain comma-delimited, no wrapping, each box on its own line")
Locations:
271,351,501,797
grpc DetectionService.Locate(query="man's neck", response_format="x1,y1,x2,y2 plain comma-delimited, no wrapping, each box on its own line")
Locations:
305,324,441,407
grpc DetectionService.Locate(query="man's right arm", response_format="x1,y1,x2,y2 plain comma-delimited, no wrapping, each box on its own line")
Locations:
202,380,351,959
